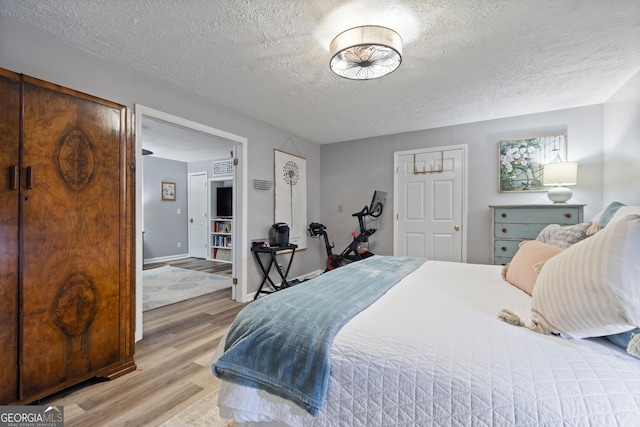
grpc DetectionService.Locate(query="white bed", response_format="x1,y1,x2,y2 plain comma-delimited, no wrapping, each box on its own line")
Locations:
213,258,640,426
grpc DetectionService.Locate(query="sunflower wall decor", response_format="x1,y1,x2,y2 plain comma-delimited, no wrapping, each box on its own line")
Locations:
274,149,307,249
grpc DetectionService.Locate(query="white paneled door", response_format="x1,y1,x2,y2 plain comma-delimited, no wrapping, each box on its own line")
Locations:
188,172,209,259
394,146,466,262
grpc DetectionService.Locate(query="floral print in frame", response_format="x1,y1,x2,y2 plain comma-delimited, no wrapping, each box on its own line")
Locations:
498,134,567,192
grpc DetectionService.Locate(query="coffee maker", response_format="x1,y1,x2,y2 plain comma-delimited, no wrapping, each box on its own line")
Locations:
269,223,290,247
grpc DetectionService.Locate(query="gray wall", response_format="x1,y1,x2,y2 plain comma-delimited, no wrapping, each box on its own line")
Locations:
0,16,323,294
2,15,636,280
143,156,189,260
320,105,605,265
604,69,640,206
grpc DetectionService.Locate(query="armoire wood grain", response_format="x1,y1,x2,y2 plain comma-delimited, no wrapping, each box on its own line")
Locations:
0,68,21,404
0,68,136,404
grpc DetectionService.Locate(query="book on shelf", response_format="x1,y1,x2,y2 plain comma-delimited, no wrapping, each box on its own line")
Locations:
214,221,231,233
213,235,232,247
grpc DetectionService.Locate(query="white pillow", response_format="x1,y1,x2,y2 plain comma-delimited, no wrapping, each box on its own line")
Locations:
609,206,640,225
530,214,640,339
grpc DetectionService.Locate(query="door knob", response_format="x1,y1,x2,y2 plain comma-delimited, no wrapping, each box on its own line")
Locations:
190,218,194,223
454,225,460,231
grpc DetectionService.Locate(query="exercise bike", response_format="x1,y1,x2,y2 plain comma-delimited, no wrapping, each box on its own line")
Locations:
308,191,387,271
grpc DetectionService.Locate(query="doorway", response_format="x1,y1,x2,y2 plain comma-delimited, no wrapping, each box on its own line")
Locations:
394,145,467,262
134,105,248,342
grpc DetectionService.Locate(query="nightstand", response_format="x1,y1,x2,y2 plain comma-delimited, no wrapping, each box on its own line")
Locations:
489,204,585,265
251,244,298,299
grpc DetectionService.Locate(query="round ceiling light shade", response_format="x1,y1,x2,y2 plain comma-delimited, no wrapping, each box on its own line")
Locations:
329,26,402,80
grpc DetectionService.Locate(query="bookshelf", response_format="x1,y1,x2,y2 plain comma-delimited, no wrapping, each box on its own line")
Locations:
211,218,232,262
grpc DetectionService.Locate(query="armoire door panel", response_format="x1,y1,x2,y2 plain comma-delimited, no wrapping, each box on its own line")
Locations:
20,82,125,398
0,70,21,404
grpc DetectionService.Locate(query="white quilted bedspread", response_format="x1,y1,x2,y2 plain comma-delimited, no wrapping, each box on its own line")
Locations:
216,261,640,426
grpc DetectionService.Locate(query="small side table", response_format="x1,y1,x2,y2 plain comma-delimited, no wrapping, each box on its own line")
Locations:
251,244,298,299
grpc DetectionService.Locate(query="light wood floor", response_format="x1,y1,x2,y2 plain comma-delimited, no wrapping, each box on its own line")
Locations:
39,288,246,426
144,257,233,276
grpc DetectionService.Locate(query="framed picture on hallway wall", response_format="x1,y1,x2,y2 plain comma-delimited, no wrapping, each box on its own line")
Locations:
161,181,176,201
498,134,567,192
274,149,307,249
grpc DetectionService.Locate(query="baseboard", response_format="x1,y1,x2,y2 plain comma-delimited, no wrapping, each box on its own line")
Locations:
281,269,323,286
299,269,324,281
245,269,324,301
143,254,190,265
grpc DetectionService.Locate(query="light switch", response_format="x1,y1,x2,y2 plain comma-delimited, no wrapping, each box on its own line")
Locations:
177,208,181,214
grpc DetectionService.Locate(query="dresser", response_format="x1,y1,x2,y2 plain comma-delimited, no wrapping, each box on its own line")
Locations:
489,204,585,265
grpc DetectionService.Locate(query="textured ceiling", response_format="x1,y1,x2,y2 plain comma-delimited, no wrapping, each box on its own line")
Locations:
2,0,640,145
141,117,235,162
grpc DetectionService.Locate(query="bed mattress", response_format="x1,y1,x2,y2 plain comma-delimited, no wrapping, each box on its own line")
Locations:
214,260,640,426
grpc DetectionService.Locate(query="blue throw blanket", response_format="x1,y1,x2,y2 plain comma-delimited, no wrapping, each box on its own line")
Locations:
212,255,427,416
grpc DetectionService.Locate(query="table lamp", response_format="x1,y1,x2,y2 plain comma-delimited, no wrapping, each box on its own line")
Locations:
543,162,577,203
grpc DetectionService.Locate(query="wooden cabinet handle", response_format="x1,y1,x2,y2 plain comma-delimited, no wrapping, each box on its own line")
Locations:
565,213,572,218
501,228,507,233
501,246,507,252
10,165,18,190
501,213,507,218
25,166,33,189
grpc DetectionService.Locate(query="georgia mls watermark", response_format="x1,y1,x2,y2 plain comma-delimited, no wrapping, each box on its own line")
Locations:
0,406,64,427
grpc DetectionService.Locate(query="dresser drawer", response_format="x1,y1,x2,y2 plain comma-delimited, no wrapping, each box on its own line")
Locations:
494,207,581,224
494,255,514,266
494,223,548,239
493,240,521,259
489,204,585,265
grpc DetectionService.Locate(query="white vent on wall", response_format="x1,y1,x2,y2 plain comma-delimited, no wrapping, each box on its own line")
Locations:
253,179,273,191
213,159,233,176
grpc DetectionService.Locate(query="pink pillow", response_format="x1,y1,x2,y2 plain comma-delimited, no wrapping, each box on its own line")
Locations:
501,240,563,295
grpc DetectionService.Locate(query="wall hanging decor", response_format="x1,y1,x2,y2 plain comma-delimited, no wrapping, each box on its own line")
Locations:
274,149,307,249
498,134,567,192
161,181,176,201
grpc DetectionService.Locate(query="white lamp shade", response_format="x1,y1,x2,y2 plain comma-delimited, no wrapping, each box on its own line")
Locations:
543,162,578,186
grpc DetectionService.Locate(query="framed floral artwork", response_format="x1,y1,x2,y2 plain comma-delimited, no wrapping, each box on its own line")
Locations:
498,134,567,192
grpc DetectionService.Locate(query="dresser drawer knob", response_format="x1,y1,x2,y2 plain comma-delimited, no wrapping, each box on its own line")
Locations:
565,213,572,218
501,246,507,252
501,213,507,218
501,228,507,233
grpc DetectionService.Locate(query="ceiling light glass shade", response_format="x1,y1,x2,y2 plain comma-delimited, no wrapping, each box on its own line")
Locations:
330,26,402,80
543,162,578,203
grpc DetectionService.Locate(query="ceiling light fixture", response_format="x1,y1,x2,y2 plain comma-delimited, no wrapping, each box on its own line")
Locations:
329,25,402,80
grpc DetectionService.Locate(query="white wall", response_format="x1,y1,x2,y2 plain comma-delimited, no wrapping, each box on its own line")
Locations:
320,105,604,265
603,69,640,205
0,16,322,295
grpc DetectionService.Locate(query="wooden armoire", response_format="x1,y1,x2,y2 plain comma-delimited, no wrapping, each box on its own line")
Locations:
0,68,136,404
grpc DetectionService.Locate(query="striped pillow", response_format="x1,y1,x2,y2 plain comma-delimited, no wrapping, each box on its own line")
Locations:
530,214,640,339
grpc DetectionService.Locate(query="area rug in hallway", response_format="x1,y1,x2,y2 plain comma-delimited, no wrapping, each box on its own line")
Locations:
143,265,232,311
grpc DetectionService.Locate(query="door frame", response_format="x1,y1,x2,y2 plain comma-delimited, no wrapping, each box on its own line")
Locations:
134,105,248,342
393,144,468,262
187,171,209,259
